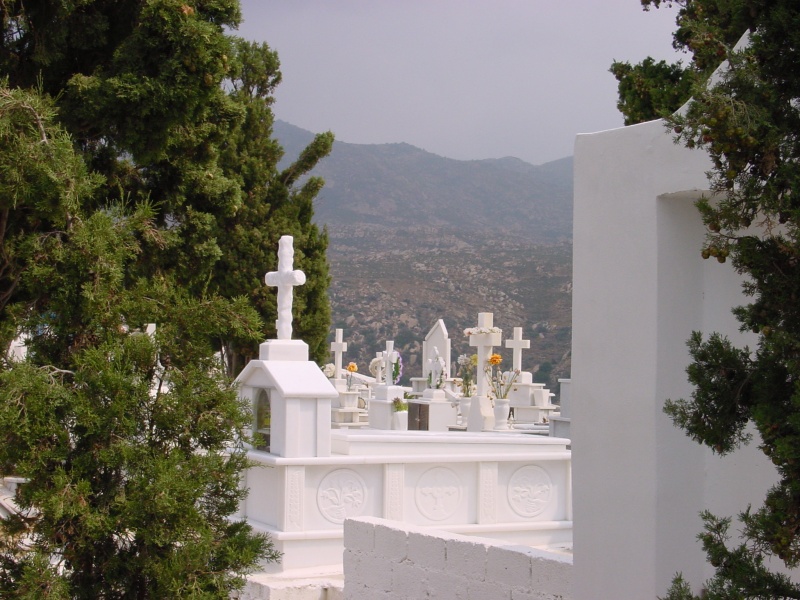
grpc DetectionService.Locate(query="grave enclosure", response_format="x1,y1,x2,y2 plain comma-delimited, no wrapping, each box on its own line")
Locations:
234,235,572,574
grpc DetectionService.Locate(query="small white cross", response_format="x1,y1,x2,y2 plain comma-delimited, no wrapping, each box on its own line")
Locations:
265,236,306,340
330,328,347,379
469,312,497,398
505,327,530,372
383,341,398,385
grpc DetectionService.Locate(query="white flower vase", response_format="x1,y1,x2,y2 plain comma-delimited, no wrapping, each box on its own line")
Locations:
493,398,511,430
340,391,360,409
458,396,472,425
392,410,408,431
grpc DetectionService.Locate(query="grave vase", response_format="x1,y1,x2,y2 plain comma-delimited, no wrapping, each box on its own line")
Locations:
493,397,511,430
392,410,408,431
458,396,471,425
340,391,360,409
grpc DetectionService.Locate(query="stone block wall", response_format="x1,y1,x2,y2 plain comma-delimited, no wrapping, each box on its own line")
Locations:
343,517,572,600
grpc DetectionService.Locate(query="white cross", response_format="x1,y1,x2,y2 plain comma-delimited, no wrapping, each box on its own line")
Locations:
469,312,496,398
265,236,306,340
505,327,530,372
383,341,398,385
330,328,347,379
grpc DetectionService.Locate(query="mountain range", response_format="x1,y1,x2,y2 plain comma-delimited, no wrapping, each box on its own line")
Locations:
273,121,574,389
274,120,573,242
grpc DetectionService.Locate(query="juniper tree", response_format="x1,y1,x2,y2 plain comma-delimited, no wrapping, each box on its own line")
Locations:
616,1,800,598
0,1,334,596
0,80,276,599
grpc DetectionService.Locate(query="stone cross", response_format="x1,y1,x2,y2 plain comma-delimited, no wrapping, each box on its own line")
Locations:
470,313,496,398
505,327,530,372
330,328,347,379
383,341,398,385
265,236,306,340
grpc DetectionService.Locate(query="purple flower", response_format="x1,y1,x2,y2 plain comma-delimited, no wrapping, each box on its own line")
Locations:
393,353,403,384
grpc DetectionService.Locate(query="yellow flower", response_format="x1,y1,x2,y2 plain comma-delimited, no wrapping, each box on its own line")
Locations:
488,353,502,366
346,362,358,373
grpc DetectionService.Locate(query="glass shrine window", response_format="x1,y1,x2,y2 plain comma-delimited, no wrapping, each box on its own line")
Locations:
255,388,271,451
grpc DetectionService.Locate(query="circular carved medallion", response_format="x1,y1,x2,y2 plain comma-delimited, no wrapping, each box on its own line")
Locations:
508,465,552,517
415,467,462,521
317,469,367,524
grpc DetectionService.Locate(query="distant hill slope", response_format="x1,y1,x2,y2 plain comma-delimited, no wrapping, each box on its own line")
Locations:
273,120,574,389
274,120,573,242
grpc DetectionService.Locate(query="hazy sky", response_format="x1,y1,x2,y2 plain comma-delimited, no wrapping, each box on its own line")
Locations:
235,1,683,166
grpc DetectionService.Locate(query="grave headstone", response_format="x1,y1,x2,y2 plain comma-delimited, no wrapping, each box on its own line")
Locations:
505,326,532,384
329,328,348,391
411,319,452,393
466,312,501,431
369,340,404,429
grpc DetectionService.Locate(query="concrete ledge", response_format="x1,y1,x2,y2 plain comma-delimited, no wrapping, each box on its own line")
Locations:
343,517,572,600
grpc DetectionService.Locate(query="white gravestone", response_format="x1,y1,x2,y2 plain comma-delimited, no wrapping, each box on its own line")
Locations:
370,340,404,429
329,328,348,392
412,345,457,432
330,329,347,379
504,326,538,411
424,320,451,380
411,319,452,394
466,313,502,431
505,326,532,384
383,340,398,384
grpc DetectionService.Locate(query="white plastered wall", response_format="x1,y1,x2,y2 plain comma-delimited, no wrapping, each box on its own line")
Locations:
572,118,778,599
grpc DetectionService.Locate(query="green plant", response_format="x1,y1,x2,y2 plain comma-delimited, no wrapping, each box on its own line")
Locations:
392,397,408,412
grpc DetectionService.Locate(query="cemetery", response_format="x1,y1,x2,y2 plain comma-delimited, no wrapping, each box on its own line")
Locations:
236,99,792,598
2,116,788,600
232,235,573,595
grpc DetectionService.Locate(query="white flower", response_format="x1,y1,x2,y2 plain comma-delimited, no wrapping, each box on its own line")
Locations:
369,357,383,376
322,363,336,378
463,326,502,336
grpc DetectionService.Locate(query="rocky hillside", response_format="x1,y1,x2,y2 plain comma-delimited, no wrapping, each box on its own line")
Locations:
275,121,574,390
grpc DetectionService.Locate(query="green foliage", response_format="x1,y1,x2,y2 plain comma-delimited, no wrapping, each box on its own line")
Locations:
0,85,100,342
664,332,753,454
610,57,693,125
213,37,334,373
612,0,752,125
633,1,800,597
0,161,274,595
0,1,337,595
662,512,800,599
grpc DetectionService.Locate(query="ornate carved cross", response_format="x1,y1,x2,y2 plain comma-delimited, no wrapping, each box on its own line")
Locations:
265,236,306,340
